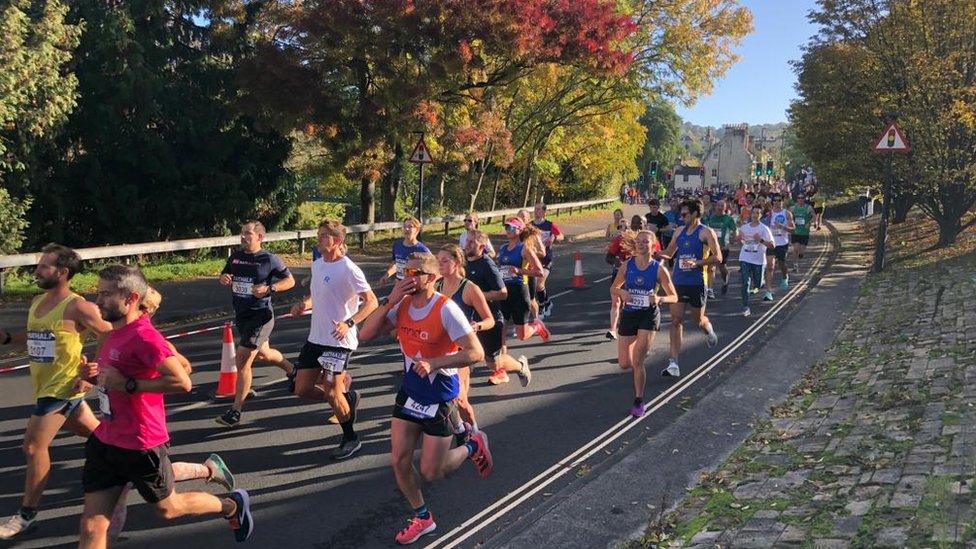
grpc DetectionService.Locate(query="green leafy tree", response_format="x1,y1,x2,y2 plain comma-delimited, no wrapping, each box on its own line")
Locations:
638,99,683,185
0,187,31,253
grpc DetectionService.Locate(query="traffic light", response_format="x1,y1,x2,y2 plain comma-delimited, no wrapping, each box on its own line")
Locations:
699,165,705,176
765,160,774,176
649,160,658,177
755,163,763,177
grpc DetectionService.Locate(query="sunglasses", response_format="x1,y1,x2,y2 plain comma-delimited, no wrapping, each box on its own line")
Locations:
464,218,474,223
403,268,431,277
505,225,519,232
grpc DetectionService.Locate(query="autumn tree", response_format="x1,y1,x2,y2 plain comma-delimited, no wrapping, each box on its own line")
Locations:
638,99,683,184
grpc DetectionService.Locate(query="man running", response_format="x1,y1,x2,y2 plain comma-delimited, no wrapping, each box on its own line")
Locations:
736,207,775,316
763,194,795,299
645,198,671,246
79,265,251,547
790,193,814,270
0,244,113,539
359,252,492,545
380,217,431,285
217,221,296,427
655,199,721,377
530,203,564,319
291,220,378,460
610,231,677,417
702,199,738,298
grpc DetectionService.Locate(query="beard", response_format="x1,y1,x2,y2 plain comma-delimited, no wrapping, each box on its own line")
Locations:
98,304,126,322
36,276,58,290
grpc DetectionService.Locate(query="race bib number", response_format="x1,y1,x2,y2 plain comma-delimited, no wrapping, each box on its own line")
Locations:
97,386,112,419
796,218,806,226
679,257,698,270
395,259,406,279
501,265,519,281
628,293,651,309
317,349,349,373
541,231,552,245
26,331,55,363
403,396,438,419
744,243,760,254
232,279,254,297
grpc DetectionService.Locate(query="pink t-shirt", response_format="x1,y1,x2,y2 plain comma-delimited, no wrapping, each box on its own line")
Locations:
93,316,174,450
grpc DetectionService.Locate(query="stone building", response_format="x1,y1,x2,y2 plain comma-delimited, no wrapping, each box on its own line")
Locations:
701,123,755,188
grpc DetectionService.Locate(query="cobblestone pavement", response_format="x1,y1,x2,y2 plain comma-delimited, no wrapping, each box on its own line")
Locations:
641,244,976,547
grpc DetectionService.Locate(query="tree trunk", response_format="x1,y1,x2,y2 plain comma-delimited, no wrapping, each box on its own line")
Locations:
468,141,493,212
360,174,376,234
521,151,536,208
381,142,404,221
437,174,446,210
891,191,914,224
489,169,501,211
935,215,962,248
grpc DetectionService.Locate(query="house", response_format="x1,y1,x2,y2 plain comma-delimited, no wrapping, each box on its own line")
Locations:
672,164,704,191
701,123,755,188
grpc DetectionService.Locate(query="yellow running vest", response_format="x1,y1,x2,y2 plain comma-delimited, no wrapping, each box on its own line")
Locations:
27,294,85,400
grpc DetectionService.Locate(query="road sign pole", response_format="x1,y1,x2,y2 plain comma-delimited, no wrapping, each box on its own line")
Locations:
874,152,892,273
417,162,425,219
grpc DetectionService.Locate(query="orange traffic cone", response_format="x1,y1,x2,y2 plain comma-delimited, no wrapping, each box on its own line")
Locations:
214,323,237,397
572,250,586,288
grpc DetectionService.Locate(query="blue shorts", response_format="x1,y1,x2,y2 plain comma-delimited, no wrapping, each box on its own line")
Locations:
33,396,85,417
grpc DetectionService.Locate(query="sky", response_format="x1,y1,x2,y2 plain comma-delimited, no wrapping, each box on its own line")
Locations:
675,0,819,127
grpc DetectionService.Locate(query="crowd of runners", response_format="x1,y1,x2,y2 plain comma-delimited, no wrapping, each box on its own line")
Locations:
0,180,822,546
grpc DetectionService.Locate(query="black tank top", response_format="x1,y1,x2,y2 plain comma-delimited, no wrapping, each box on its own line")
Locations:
436,278,476,320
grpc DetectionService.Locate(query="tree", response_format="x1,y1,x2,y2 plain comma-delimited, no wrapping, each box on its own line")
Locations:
638,99,683,183
0,187,31,254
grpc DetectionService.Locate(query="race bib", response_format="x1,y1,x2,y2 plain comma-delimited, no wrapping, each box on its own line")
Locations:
744,243,760,253
232,279,254,297
317,349,349,373
403,396,438,419
97,386,112,419
501,265,519,281
679,257,697,270
395,259,406,279
796,218,806,226
628,293,651,309
26,331,55,363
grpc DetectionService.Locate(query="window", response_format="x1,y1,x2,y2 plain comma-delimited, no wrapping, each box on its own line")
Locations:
683,174,689,182
711,169,718,177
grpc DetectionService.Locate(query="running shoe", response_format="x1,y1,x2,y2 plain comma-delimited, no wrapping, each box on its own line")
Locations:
395,514,436,545
225,489,253,542
742,307,751,317
763,291,774,301
487,368,510,385
706,328,718,348
780,277,789,290
543,301,554,318
706,288,715,299
0,513,34,540
516,355,532,388
216,409,241,427
630,403,645,418
327,414,339,424
605,330,618,340
468,431,493,479
533,320,551,343
330,437,362,461
205,453,236,491
662,360,681,378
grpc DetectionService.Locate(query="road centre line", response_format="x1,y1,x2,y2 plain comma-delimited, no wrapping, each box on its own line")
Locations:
424,231,832,549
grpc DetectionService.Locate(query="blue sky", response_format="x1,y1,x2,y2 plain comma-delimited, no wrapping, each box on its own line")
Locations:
675,0,819,127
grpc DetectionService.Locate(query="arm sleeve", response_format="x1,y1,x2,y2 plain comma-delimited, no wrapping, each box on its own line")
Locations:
486,260,505,291
269,254,291,281
142,331,176,376
441,300,474,341
550,222,562,236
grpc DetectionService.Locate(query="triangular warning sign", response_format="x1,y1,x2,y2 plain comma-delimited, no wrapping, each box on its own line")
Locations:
409,139,433,163
873,122,911,153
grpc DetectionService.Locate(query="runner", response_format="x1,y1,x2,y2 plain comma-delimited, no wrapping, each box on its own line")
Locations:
459,211,495,257
358,252,493,545
0,244,114,539
530,203,564,319
610,231,678,417
738,192,757,225
644,198,671,247
811,187,825,230
790,193,815,270
736,207,775,316
290,219,379,460
763,194,795,299
606,215,660,339
521,223,548,323
78,265,251,547
216,221,296,427
702,199,738,298
605,208,625,239
655,199,722,377
381,217,431,285
496,218,550,343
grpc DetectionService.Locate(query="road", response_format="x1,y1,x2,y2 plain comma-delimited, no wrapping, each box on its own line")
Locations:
0,221,835,548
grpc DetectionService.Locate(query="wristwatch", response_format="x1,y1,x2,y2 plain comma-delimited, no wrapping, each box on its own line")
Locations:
344,318,355,328
268,285,277,294
124,377,138,394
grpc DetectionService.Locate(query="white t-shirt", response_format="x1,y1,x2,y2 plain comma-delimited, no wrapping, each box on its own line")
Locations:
768,209,791,246
385,292,472,342
309,256,372,349
459,231,495,256
738,223,774,266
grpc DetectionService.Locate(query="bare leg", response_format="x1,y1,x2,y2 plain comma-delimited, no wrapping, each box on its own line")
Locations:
609,295,621,333
618,335,635,370
233,346,260,411
456,367,476,426
630,331,655,399
21,411,68,508
418,434,469,482
669,303,686,360
390,418,425,508
79,486,125,549
256,343,294,375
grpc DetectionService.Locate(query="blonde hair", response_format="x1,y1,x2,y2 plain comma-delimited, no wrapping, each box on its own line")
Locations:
439,243,466,269
318,219,347,239
140,286,162,316
402,216,423,230
521,224,544,255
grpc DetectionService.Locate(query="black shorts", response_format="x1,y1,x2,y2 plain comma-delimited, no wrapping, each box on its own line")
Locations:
477,322,504,361
297,341,353,372
674,284,707,308
618,307,661,336
720,248,730,265
527,276,538,301
814,206,824,214
82,435,174,503
236,309,274,349
766,244,789,261
500,282,531,325
791,234,810,246
391,389,459,437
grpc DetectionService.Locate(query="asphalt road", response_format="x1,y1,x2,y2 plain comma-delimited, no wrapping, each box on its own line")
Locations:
0,223,835,548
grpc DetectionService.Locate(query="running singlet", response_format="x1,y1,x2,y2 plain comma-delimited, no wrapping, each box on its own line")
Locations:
768,210,790,246
496,243,524,286
393,294,467,405
392,239,431,280
435,278,476,320
704,214,738,248
27,294,85,400
622,259,661,312
672,225,706,286
792,205,813,236
221,250,290,314
531,219,560,264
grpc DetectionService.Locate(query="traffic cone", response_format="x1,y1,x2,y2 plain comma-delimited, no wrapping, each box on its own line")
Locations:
572,250,587,288
214,323,237,397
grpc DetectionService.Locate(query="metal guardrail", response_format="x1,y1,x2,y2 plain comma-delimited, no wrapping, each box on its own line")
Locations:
0,197,615,291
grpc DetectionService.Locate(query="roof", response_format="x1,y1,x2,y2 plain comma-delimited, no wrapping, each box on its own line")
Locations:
674,165,702,176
